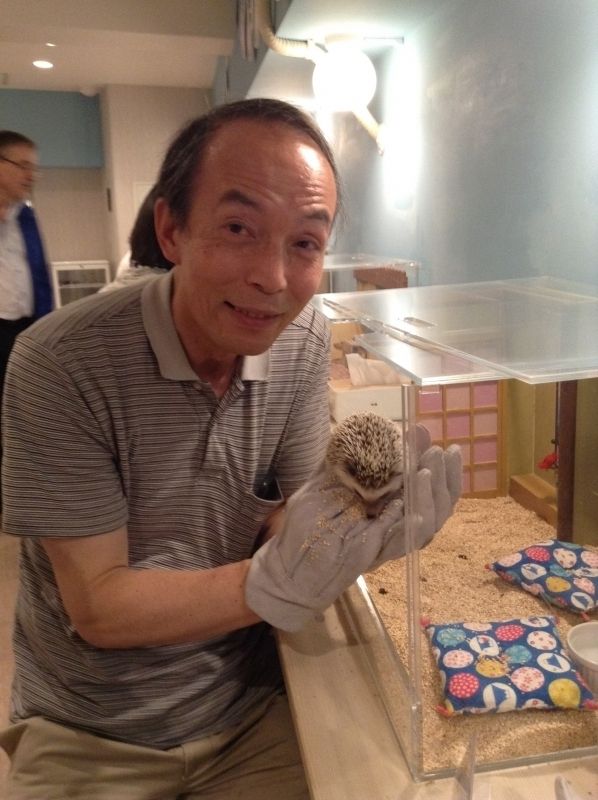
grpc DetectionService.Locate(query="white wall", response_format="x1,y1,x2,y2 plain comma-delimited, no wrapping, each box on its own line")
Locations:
32,168,109,263
100,84,210,269
332,0,598,287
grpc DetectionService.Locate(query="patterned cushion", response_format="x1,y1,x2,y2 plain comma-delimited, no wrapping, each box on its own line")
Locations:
424,615,597,716
487,539,598,617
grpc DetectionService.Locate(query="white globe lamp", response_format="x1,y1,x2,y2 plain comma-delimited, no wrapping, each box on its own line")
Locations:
312,39,377,112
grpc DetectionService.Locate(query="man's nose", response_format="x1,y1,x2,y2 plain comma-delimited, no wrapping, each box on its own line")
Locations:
247,241,288,293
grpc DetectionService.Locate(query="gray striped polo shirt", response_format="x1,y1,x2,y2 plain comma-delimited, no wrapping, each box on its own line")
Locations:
2,272,331,748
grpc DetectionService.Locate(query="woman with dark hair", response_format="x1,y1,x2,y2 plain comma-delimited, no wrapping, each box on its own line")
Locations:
102,186,173,292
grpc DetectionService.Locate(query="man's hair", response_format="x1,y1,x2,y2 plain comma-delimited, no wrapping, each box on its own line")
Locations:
129,186,174,271
155,98,342,228
0,130,36,153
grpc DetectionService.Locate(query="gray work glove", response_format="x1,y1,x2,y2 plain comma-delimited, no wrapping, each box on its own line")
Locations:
414,424,462,539
246,472,406,631
367,426,462,570
246,426,462,632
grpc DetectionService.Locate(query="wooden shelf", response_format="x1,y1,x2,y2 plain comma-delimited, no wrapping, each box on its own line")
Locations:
509,473,558,528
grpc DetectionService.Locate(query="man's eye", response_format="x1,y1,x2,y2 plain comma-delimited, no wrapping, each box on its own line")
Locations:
227,222,246,235
296,239,320,251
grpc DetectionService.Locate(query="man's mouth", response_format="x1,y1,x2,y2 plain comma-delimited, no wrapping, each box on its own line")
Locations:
227,302,279,320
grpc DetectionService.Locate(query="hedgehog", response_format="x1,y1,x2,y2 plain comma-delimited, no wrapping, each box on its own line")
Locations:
326,411,404,517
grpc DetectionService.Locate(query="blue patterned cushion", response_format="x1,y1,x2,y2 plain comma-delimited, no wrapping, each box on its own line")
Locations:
488,539,598,617
424,615,597,716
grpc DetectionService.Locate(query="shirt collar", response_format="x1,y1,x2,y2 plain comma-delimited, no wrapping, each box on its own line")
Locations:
141,271,270,382
1,202,23,225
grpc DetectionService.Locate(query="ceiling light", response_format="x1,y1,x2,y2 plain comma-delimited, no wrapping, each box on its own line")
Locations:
45,42,56,47
312,40,377,112
33,60,53,69
253,0,397,154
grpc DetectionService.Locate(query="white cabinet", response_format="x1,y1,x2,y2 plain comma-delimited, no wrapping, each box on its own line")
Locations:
51,261,110,308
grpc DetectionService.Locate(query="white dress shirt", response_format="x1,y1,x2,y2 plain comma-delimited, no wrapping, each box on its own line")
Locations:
0,202,34,320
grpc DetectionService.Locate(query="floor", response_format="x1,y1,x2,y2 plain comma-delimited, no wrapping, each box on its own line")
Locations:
0,526,19,788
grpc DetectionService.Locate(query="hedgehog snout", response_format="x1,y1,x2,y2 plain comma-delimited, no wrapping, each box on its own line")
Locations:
364,495,393,518
360,475,404,517
365,502,384,519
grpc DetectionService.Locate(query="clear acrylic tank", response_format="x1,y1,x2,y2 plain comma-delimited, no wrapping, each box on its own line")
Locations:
312,276,598,780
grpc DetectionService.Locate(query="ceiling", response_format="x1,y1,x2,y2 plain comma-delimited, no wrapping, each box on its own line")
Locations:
0,0,444,100
0,0,237,94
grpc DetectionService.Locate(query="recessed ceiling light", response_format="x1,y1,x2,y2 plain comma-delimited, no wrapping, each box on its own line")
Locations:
33,60,53,69
45,42,56,47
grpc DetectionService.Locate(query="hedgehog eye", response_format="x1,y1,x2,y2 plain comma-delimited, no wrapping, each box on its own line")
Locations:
345,463,358,478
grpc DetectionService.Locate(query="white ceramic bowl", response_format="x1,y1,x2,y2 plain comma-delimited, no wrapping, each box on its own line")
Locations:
567,621,598,696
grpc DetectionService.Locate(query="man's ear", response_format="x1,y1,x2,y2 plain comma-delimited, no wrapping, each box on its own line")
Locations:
154,197,182,265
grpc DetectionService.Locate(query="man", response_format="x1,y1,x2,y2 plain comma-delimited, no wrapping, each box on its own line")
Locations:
0,131,53,508
0,99,460,800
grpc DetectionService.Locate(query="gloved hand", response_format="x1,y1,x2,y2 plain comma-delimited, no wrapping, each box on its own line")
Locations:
246,425,462,632
246,471,406,631
414,424,462,540
367,426,461,571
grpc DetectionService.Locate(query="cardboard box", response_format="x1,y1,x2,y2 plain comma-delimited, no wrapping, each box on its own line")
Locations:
328,379,403,422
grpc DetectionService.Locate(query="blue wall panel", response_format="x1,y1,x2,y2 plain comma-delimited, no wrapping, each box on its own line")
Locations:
0,89,103,168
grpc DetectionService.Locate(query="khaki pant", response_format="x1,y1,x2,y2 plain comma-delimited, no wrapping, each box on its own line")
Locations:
0,693,310,800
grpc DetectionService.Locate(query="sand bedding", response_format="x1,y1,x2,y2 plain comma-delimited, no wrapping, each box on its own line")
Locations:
365,497,598,775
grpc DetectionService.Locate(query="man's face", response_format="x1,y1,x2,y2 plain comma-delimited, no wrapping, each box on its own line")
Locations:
0,143,38,204
157,119,337,365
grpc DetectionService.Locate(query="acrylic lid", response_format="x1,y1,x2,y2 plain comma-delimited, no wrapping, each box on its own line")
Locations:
318,276,598,385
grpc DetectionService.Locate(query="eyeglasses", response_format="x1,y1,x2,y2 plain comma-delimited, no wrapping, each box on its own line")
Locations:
0,155,41,176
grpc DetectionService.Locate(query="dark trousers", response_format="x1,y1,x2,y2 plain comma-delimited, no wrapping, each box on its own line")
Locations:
0,316,34,510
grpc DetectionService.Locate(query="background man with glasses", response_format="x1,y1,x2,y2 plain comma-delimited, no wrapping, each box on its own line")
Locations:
0,130,53,511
